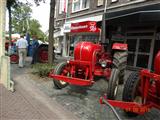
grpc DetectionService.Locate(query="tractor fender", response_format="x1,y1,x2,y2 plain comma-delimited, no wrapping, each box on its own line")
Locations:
112,43,128,51
154,50,160,74
37,44,48,49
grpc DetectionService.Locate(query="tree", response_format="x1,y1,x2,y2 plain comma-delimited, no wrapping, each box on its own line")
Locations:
34,0,45,5
29,19,46,39
12,2,32,34
12,3,45,40
6,0,18,47
34,0,55,64
48,0,55,64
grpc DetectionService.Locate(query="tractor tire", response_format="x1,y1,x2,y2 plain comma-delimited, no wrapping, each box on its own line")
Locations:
53,61,68,89
113,51,128,84
122,72,140,116
107,68,120,100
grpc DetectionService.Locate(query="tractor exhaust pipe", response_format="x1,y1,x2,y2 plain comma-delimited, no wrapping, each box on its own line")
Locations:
101,14,106,44
101,0,108,50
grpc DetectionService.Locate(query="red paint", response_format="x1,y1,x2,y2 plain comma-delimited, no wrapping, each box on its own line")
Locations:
154,50,160,74
49,41,127,86
10,54,19,63
112,43,128,50
74,42,102,61
71,21,100,33
49,74,94,86
100,97,150,114
49,42,110,86
39,49,48,63
100,51,160,115
64,0,66,13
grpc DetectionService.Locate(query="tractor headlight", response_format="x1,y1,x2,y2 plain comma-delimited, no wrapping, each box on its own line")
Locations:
101,61,107,68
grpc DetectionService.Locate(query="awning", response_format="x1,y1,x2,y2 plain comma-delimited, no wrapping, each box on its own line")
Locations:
105,3,160,22
66,15,102,23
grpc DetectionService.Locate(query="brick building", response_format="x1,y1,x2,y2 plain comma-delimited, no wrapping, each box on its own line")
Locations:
54,0,160,70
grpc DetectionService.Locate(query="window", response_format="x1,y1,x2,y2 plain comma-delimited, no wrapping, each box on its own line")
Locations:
97,0,103,6
72,0,80,12
59,0,65,14
72,0,89,12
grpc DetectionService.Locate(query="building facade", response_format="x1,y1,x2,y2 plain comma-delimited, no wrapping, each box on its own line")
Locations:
54,0,160,70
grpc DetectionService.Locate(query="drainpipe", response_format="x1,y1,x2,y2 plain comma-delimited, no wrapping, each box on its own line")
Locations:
0,0,6,58
62,0,68,57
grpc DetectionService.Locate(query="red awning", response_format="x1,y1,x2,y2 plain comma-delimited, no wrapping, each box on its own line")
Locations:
71,21,100,33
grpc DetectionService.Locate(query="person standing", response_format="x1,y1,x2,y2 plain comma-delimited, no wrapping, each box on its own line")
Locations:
31,36,39,64
16,35,28,68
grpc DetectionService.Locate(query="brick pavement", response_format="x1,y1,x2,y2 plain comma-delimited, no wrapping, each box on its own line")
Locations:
1,85,46,120
0,57,78,120
0,84,77,120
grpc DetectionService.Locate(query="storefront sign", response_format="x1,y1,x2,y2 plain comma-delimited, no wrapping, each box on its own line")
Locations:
71,21,100,33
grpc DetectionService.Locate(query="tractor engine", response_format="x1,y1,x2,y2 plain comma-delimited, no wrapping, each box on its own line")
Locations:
73,42,111,79
73,42,103,79
74,42,102,61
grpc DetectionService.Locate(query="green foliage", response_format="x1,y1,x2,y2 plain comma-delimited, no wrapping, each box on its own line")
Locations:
12,2,32,34
29,19,46,39
32,63,55,77
11,2,46,39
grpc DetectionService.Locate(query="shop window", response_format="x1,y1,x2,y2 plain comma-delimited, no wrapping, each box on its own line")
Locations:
127,54,134,66
138,39,151,53
127,39,137,52
127,32,154,36
72,0,89,12
137,55,149,68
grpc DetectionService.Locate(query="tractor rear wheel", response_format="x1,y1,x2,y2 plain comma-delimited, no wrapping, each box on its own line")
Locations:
10,54,19,64
107,68,120,100
53,61,69,89
113,51,128,84
122,72,140,116
37,46,48,63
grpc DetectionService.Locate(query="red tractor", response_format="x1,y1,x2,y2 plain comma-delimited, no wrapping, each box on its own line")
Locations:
49,41,128,98
100,50,160,116
5,40,19,64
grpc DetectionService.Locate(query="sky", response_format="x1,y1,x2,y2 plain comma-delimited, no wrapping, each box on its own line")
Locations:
6,0,50,33
30,0,50,32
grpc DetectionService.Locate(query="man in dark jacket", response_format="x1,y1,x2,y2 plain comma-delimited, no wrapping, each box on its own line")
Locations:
31,36,39,64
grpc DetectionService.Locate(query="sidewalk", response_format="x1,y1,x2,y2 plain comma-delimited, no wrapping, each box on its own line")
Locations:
0,57,77,120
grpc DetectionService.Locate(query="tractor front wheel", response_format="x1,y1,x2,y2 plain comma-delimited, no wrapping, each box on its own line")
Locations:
53,61,69,89
122,72,140,116
107,68,120,100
